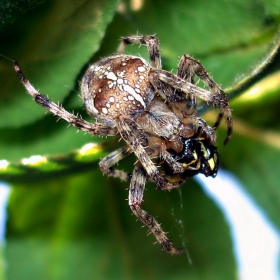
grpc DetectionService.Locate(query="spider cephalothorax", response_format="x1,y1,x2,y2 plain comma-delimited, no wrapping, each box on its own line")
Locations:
15,35,232,254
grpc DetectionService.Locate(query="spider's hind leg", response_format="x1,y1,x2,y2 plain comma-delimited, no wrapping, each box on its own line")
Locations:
129,163,184,254
99,146,133,182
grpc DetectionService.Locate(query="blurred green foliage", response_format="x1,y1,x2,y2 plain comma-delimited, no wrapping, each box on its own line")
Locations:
0,0,280,279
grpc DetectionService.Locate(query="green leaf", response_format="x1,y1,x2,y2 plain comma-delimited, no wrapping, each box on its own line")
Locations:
6,171,236,280
0,0,119,161
0,0,280,279
0,0,43,30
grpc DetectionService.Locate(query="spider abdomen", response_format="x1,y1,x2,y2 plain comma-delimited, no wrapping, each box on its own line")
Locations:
81,55,154,120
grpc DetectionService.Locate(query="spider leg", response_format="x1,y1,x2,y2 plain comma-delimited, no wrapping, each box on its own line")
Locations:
196,117,217,143
177,55,232,143
129,163,183,254
115,116,167,190
212,112,224,130
176,55,197,109
117,35,161,69
160,149,185,174
150,68,232,145
14,62,118,136
99,146,133,182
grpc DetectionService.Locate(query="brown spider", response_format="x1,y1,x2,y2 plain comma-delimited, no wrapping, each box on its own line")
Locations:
14,35,232,254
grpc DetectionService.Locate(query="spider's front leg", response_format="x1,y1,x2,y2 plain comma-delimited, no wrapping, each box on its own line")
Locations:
14,62,118,136
129,163,183,254
117,35,161,69
176,54,197,110
177,55,232,143
150,66,232,144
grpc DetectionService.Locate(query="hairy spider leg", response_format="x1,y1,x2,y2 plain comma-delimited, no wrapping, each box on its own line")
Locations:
177,55,232,144
150,68,232,145
177,54,197,109
99,146,133,182
213,112,224,130
99,135,192,186
115,117,167,189
160,148,185,173
13,62,118,136
129,163,184,254
117,35,162,69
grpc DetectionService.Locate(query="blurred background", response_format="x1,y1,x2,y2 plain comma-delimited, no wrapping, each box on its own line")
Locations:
0,0,280,279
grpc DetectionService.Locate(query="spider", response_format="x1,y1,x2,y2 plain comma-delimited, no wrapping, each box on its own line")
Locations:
14,35,232,254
